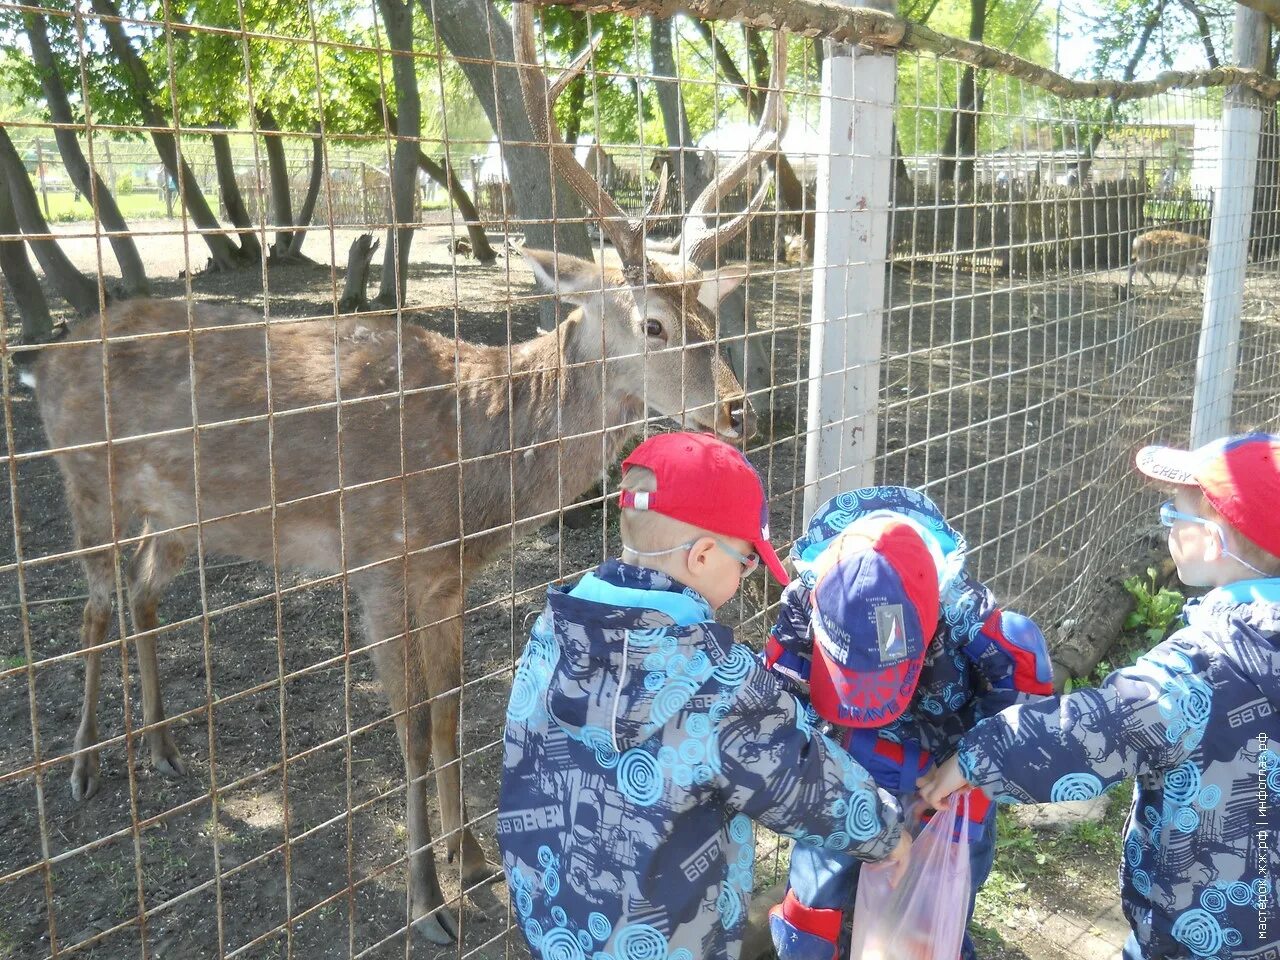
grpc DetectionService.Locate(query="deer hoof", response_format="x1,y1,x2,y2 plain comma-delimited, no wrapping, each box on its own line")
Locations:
412,906,459,945
450,829,500,887
70,756,100,802
149,731,186,778
462,853,501,889
152,749,186,779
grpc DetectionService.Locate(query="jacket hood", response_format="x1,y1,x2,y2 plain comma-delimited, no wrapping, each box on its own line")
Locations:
1185,577,1280,709
792,487,968,604
537,562,741,753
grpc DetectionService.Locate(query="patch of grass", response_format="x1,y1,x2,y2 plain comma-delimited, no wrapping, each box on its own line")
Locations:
975,783,1132,935
37,190,173,223
2,654,26,670
37,188,455,222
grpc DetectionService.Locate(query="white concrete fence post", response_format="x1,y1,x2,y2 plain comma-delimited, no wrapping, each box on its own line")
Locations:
803,0,898,521
1190,8,1268,447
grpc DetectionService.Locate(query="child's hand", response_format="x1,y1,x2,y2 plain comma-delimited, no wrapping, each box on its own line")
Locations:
917,754,974,809
882,827,912,886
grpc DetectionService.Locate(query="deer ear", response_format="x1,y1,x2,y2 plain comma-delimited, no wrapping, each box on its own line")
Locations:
522,248,611,305
696,269,747,311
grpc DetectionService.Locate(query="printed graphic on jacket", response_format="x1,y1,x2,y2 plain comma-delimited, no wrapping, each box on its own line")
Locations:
499,561,902,960
958,579,1280,960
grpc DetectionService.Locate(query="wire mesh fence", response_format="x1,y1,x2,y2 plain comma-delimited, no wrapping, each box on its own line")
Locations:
1,2,1278,959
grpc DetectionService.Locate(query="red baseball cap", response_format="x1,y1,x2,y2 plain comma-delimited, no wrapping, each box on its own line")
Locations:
807,515,940,727
619,433,789,585
1136,432,1280,557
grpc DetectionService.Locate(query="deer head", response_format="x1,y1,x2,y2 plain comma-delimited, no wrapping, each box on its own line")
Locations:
513,5,788,440
521,246,751,438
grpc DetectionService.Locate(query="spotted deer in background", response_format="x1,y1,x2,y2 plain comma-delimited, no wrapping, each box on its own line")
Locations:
1127,228,1209,297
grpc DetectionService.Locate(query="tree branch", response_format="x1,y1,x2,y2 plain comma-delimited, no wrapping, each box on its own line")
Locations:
1177,0,1220,68
532,0,1280,101
690,18,756,114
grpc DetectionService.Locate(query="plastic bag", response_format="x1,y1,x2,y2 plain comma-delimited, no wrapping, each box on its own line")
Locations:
847,792,973,960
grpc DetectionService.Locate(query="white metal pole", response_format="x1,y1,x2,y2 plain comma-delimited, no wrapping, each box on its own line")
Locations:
1190,9,1267,447
803,0,898,522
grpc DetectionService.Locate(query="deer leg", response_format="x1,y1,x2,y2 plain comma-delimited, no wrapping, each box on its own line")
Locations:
361,586,458,945
412,589,497,890
126,530,188,779
70,541,115,801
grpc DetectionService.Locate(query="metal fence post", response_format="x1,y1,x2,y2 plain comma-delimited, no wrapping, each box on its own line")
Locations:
35,138,52,218
361,160,370,224
103,138,116,194
803,0,898,521
1190,8,1268,446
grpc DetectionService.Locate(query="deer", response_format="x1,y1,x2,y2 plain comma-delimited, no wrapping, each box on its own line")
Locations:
1126,228,1209,298
25,6,786,946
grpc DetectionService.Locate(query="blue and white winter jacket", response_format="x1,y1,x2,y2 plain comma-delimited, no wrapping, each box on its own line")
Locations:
957,579,1280,960
499,560,903,960
764,487,1055,805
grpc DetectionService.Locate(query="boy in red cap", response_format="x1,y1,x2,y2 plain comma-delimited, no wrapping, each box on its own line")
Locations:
920,433,1280,960
764,487,1054,960
498,432,910,960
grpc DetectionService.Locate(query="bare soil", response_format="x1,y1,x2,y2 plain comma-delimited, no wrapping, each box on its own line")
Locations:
3,220,1274,960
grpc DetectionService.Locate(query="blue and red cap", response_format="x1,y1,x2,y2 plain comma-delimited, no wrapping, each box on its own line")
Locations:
807,515,941,727
619,432,789,585
1136,432,1280,557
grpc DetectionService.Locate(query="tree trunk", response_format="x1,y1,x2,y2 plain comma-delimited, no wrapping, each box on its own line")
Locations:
419,0,593,270
419,154,497,263
692,19,757,115
22,4,149,296
0,126,99,317
0,167,53,341
375,0,420,307
650,15,710,211
339,234,379,311
90,0,244,271
286,127,324,259
257,108,295,256
210,130,264,264
937,0,987,184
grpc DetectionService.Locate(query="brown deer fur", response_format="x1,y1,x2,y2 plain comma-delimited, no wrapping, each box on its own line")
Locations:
31,248,749,944
1127,229,1209,297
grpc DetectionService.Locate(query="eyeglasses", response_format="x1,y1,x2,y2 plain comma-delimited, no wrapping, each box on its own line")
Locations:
1158,501,1271,577
1159,501,1208,528
623,538,760,575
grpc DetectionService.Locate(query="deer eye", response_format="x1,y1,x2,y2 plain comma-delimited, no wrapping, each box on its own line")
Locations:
645,319,665,339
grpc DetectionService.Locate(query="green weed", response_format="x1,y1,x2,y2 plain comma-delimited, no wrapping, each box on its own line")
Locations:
1123,567,1185,644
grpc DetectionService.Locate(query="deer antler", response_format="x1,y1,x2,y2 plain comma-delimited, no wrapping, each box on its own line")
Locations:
514,4,665,269
656,31,788,266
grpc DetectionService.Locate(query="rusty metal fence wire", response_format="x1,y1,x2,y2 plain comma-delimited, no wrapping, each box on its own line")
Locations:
1,2,1279,959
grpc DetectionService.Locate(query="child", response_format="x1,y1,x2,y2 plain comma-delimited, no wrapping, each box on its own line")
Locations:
920,433,1280,960
764,487,1054,960
498,433,911,960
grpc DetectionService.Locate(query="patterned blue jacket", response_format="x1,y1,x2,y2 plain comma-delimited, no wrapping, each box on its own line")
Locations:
499,560,903,960
957,579,1280,960
764,488,1054,801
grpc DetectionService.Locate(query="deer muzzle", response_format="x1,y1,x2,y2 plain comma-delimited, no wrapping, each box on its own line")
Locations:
715,397,756,440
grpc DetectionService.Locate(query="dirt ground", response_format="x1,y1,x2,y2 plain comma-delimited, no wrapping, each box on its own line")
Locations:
2,218,1276,960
